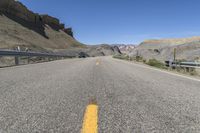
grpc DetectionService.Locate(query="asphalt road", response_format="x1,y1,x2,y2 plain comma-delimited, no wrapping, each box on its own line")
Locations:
0,57,200,133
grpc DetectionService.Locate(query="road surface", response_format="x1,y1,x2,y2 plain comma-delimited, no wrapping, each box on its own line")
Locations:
0,57,200,133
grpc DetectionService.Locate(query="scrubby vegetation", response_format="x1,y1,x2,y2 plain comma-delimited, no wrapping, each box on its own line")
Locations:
113,54,144,62
135,56,143,62
113,54,199,76
174,66,197,76
146,59,167,69
113,54,132,60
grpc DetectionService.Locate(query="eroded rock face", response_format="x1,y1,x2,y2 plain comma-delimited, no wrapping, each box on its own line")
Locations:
41,15,65,31
0,0,83,54
113,46,122,54
0,0,36,22
0,0,73,37
63,28,74,37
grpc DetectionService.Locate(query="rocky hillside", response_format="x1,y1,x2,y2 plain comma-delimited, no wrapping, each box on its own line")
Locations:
0,0,84,52
131,37,200,61
139,37,200,49
0,0,122,60
0,0,121,58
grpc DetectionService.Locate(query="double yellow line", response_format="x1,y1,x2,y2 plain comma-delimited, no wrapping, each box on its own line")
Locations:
81,103,98,133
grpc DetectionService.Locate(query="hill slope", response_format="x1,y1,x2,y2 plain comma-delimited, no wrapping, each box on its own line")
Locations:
0,0,84,52
139,37,200,49
0,0,121,58
131,37,200,61
0,14,83,52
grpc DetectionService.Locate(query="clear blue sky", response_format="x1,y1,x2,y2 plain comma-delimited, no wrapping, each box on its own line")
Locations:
20,0,200,45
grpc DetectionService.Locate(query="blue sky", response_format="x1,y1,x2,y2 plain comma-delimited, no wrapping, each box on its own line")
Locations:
20,0,200,44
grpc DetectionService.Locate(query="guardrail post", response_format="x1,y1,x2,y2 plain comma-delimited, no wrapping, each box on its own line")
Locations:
15,56,19,65
27,56,30,64
186,67,189,72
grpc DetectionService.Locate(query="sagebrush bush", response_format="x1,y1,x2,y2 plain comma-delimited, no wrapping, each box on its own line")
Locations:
146,59,167,69
113,54,131,60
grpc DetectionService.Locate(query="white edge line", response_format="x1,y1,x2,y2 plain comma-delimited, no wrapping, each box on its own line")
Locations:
114,58,200,82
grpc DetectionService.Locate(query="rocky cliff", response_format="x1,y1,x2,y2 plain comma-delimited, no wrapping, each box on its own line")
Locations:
0,0,84,52
0,0,73,37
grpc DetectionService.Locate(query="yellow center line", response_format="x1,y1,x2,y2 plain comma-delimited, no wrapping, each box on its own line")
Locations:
96,59,100,65
81,104,98,133
96,62,99,65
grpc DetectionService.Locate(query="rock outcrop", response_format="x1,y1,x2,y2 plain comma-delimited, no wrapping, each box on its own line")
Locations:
0,0,36,22
63,28,73,37
0,0,83,52
0,0,73,37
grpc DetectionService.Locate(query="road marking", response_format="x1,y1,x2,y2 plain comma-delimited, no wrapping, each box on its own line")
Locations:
81,103,98,133
114,58,200,82
96,60,100,65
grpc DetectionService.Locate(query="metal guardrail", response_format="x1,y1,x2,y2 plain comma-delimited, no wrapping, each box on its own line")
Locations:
180,62,200,67
165,61,200,69
0,50,71,57
0,50,74,65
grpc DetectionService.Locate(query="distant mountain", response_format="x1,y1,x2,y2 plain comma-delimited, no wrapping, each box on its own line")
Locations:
118,45,136,54
131,37,200,61
111,44,136,54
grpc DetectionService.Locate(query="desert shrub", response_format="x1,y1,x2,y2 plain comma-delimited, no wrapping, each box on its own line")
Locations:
143,59,146,63
146,59,167,69
135,56,143,62
113,54,130,60
185,67,197,75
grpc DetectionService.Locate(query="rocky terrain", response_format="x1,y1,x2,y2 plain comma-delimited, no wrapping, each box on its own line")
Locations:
0,0,83,51
0,0,121,58
131,37,200,62
57,44,121,57
115,44,136,54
